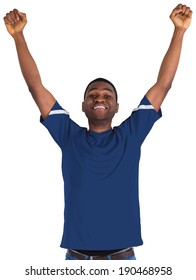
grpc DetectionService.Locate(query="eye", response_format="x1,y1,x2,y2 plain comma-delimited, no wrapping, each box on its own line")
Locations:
89,94,97,99
104,95,111,99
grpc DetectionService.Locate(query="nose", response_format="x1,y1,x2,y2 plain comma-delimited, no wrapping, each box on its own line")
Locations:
95,95,104,103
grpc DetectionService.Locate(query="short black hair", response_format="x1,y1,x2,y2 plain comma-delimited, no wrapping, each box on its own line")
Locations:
84,78,118,102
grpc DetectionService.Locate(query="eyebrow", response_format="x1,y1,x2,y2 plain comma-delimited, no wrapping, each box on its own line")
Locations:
88,87,114,93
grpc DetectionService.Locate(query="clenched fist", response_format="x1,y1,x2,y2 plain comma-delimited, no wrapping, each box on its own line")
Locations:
170,4,192,30
4,9,27,36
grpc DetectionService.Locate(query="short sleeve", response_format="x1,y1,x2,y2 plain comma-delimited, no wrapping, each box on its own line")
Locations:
41,101,80,149
120,95,162,145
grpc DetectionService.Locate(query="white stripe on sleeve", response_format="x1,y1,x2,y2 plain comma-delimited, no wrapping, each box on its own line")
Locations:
132,105,154,112
49,109,69,116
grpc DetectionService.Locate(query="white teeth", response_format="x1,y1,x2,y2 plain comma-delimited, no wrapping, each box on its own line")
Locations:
93,105,106,110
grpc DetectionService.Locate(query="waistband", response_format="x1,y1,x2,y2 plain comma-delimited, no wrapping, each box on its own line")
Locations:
67,247,135,260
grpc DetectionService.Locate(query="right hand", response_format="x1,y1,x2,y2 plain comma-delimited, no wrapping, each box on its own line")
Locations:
170,4,192,31
4,9,27,36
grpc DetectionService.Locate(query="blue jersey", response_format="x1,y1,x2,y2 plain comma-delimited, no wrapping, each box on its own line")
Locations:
41,95,161,250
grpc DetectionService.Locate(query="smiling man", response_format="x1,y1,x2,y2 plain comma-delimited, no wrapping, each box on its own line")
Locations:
4,4,192,260
82,78,119,132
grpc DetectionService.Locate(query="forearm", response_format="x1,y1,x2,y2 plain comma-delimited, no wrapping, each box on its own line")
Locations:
146,27,186,111
144,4,191,111
4,9,56,119
156,27,185,90
12,31,56,118
13,31,42,92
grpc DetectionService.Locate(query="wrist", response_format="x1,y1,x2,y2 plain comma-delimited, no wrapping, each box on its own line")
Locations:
174,26,187,33
12,31,24,41
173,27,186,37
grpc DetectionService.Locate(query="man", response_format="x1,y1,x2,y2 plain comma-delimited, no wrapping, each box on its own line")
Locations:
4,4,192,260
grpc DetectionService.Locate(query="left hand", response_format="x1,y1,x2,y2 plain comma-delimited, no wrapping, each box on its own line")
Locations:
170,4,192,30
4,9,27,37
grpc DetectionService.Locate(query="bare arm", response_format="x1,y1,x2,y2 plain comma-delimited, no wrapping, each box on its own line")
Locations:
4,9,56,119
146,4,192,112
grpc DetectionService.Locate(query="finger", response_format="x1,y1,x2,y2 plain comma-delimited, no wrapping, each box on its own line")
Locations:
181,5,187,14
13,9,20,21
9,10,18,23
171,7,182,18
17,10,26,21
12,9,26,22
187,10,193,19
176,3,183,10
184,7,191,16
3,16,11,25
5,13,13,24
5,10,19,24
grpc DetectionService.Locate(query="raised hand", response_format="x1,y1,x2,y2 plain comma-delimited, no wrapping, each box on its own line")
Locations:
4,9,27,36
170,4,192,30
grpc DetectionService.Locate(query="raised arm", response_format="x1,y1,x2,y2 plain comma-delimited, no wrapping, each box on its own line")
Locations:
4,9,56,119
146,4,192,112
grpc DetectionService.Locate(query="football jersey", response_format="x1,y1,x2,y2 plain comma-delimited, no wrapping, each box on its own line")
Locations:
41,95,162,249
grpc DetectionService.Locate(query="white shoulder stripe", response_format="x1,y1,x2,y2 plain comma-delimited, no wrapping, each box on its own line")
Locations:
49,109,69,116
133,105,154,112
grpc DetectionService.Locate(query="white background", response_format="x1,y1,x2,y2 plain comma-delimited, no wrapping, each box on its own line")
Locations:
0,0,195,279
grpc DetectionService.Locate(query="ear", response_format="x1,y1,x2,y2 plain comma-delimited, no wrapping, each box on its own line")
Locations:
115,103,119,113
82,101,85,112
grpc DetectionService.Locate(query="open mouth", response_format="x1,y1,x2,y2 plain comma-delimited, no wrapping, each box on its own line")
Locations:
92,105,108,110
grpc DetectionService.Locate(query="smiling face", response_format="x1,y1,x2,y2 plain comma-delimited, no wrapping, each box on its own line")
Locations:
82,81,119,124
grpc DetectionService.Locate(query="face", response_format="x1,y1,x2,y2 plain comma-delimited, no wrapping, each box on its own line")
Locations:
82,81,119,122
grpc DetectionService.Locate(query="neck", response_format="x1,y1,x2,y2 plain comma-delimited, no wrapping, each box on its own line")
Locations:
88,120,112,133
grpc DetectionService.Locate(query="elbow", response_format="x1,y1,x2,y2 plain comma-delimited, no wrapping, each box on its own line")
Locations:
165,82,172,92
28,85,34,94
28,85,38,97
163,83,172,94
158,80,172,94
28,81,43,95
